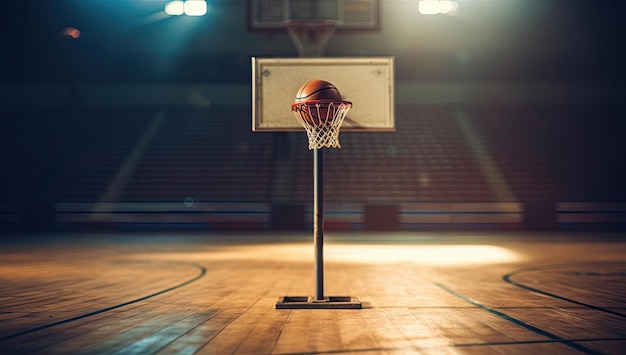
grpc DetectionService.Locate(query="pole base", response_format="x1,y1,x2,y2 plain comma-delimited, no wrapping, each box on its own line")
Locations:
276,296,362,309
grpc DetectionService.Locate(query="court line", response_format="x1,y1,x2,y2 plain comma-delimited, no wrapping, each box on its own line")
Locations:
0,260,207,342
503,262,626,318
435,282,603,354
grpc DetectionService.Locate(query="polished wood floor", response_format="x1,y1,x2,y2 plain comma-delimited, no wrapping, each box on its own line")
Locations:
0,232,625,354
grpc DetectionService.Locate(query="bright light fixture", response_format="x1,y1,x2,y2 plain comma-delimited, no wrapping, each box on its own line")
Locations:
419,0,458,15
165,0,207,16
184,0,207,16
419,0,441,15
165,1,184,16
439,1,459,14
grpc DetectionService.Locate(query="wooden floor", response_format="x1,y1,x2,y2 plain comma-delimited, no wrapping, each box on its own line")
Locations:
1,231,625,354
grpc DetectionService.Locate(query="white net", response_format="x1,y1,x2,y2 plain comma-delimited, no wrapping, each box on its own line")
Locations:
291,101,352,149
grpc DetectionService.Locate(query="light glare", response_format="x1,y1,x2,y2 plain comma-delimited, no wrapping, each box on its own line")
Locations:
184,0,207,16
419,0,440,15
165,1,184,16
62,27,81,39
327,245,519,266
440,1,459,14
419,0,458,15
176,243,520,266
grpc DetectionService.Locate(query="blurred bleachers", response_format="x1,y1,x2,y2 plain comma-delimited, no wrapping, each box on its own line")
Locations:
294,107,495,203
467,106,582,202
120,107,273,202
468,105,625,202
1,104,624,231
53,108,156,202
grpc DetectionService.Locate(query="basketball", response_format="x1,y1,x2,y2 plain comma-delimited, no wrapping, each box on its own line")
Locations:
294,80,343,126
294,80,342,103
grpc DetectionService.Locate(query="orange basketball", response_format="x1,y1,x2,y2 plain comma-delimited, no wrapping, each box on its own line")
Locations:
294,80,343,126
294,80,342,103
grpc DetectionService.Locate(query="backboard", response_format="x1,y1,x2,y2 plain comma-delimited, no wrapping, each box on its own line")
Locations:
248,0,380,31
252,57,395,132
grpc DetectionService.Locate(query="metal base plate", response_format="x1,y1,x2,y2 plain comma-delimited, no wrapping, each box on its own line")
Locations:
276,296,362,309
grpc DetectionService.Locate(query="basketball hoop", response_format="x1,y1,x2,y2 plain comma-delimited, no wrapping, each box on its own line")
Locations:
292,100,352,149
277,79,361,309
285,20,336,57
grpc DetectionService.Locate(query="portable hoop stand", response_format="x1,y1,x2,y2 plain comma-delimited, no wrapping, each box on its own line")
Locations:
276,101,361,309
274,20,361,310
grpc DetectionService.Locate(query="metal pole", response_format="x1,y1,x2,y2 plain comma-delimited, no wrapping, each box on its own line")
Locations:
313,148,324,300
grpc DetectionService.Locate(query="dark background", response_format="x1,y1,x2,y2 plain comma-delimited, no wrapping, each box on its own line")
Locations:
1,0,624,232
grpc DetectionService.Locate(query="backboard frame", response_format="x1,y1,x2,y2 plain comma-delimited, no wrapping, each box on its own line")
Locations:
252,57,395,132
248,0,380,31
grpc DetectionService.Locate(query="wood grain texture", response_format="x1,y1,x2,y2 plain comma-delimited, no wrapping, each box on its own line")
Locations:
0,232,624,354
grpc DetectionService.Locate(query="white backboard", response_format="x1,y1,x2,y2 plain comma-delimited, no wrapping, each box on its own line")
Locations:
252,57,395,132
